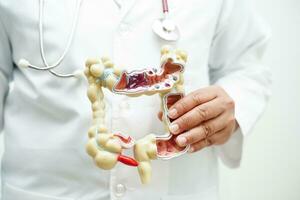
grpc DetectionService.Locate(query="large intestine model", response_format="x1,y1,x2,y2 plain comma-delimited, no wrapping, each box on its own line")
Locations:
84,46,189,184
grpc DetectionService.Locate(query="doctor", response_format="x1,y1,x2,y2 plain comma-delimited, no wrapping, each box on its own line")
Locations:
0,0,271,200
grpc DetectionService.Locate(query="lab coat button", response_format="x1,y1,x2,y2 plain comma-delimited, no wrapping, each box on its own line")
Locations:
120,24,128,31
119,23,131,35
115,183,126,197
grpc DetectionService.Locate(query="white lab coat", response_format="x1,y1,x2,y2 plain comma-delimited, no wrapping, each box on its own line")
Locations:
0,0,271,199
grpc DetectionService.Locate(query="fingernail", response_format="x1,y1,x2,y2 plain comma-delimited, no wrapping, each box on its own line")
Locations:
169,123,179,134
188,147,194,153
176,136,187,146
168,109,178,118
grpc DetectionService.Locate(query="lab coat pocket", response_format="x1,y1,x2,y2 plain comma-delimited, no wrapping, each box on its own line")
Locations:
2,183,74,200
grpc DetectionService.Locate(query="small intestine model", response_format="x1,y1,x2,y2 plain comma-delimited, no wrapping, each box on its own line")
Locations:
84,46,188,184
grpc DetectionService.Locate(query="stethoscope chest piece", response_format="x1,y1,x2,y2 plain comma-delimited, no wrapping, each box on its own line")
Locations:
152,0,180,41
152,17,180,41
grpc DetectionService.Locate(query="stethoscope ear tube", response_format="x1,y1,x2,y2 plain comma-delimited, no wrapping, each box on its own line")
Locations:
18,58,84,79
19,0,180,79
18,0,83,79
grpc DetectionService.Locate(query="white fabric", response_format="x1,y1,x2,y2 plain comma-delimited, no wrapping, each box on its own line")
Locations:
0,0,271,199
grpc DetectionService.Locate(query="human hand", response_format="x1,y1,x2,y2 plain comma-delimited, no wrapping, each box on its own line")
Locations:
162,86,238,153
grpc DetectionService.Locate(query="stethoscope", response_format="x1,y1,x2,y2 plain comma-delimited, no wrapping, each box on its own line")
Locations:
152,0,180,42
18,0,180,78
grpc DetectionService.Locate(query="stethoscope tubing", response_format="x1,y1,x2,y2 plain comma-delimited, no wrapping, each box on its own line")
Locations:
162,0,169,13
39,0,82,70
19,0,177,78
18,0,83,78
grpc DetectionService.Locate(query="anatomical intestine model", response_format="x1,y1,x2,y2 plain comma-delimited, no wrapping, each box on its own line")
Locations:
84,46,189,184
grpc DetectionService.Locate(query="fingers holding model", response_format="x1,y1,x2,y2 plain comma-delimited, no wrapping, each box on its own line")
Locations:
167,86,238,152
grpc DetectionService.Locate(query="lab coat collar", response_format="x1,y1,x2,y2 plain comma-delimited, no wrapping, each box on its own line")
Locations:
119,0,137,21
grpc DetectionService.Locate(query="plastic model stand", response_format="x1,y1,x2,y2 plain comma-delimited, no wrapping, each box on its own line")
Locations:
84,46,188,184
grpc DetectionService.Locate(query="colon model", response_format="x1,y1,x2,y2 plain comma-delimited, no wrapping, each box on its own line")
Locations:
84,46,188,184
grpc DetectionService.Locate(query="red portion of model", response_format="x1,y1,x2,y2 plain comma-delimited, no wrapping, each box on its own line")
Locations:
117,154,139,167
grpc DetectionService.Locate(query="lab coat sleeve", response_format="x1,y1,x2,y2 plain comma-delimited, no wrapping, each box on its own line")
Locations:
208,0,271,167
0,14,13,133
